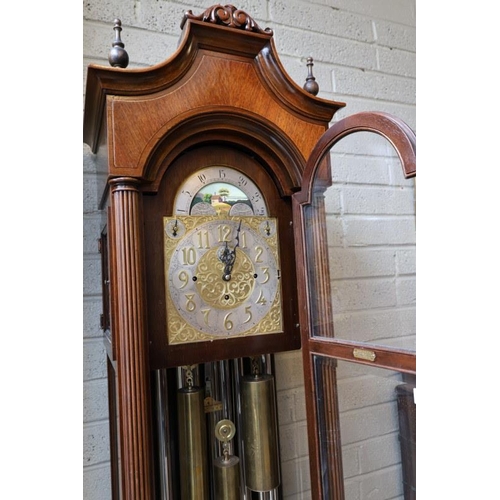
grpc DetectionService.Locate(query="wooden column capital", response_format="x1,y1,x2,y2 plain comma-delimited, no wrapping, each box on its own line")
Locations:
109,176,142,191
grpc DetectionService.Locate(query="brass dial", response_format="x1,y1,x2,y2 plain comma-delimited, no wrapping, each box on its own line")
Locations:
164,215,282,344
165,166,283,345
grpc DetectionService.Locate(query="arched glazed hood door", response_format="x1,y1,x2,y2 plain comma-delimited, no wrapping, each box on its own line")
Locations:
293,111,416,499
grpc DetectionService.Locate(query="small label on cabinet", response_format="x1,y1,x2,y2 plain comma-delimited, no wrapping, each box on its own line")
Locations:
353,348,376,362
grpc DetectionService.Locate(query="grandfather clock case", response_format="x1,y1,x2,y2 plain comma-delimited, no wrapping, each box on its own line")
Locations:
83,5,416,500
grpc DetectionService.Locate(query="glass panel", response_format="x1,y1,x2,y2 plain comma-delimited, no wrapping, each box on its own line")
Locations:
274,350,312,500
305,133,416,351
314,355,416,500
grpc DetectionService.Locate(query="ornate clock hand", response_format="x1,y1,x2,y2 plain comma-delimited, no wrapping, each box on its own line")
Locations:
226,220,243,279
234,220,242,250
219,242,236,281
218,221,242,281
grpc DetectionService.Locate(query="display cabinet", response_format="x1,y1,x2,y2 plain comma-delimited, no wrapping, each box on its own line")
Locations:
83,5,416,499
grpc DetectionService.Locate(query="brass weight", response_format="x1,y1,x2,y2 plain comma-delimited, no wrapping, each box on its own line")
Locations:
214,419,241,500
241,374,280,492
214,455,241,500
177,386,209,500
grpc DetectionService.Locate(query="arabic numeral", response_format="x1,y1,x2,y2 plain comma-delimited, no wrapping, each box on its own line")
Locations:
178,270,189,289
240,231,247,248
256,291,267,305
185,294,196,312
197,230,210,249
260,267,270,284
251,192,261,202
254,246,264,263
224,313,234,331
202,308,211,326
244,306,252,323
182,247,196,265
218,224,232,242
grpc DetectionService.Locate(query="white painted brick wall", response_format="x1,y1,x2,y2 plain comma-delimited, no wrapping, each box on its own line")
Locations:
83,1,415,499
318,57,415,494
334,308,415,345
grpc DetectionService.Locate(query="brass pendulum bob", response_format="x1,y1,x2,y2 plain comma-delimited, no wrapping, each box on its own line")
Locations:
214,419,241,500
241,358,280,492
177,366,209,500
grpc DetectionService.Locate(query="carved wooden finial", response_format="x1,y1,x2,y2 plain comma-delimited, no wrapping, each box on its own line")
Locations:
108,19,129,68
303,57,319,96
181,4,273,35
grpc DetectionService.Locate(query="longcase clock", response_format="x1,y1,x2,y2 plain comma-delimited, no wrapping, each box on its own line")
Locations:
83,5,416,500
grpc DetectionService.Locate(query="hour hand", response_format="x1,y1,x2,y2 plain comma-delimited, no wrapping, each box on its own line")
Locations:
217,221,241,281
217,242,236,281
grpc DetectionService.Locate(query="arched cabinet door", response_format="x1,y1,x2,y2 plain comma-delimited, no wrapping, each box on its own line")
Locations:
293,112,416,500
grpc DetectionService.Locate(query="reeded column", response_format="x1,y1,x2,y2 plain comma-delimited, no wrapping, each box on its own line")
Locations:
109,177,153,500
